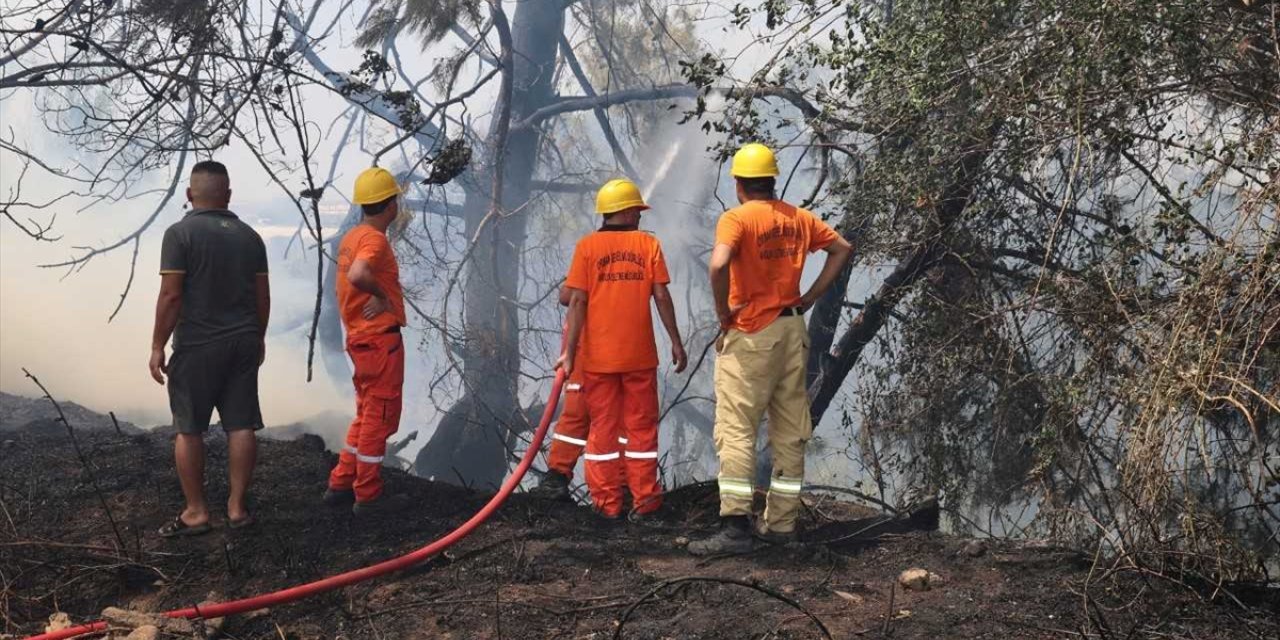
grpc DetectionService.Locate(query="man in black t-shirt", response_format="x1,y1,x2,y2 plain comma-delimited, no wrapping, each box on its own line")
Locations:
149,160,270,537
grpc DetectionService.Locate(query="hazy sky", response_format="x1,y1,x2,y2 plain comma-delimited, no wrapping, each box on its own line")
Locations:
0,139,353,427
0,4,450,426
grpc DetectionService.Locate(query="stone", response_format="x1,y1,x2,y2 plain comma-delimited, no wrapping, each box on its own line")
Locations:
961,540,988,557
898,568,943,591
833,590,864,604
45,613,72,632
197,594,226,634
102,607,159,629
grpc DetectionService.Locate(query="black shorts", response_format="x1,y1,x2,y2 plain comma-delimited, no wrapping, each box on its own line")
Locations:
168,334,264,434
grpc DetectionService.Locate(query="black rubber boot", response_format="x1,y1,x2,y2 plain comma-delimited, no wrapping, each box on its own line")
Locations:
528,471,572,501
756,528,799,546
629,507,667,524
322,488,355,506
352,493,411,517
687,516,754,556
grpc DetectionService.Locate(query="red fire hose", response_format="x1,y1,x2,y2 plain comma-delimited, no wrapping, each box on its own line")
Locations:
29,369,567,640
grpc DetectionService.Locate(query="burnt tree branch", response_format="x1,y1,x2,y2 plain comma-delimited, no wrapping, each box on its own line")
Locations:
557,32,640,180
808,144,991,422
22,368,128,555
513,84,863,133
612,576,833,640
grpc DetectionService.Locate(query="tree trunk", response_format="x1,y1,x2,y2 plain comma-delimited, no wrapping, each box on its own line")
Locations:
416,3,565,487
808,145,991,423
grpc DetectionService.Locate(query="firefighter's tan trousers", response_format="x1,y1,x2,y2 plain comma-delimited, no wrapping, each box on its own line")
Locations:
713,315,812,534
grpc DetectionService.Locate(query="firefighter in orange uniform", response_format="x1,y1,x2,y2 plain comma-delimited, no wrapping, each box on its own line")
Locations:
323,167,410,516
556,179,687,519
688,144,852,554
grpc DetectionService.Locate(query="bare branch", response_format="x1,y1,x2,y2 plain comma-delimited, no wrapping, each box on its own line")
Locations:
38,147,189,272
557,32,640,180
107,237,140,322
513,83,865,133
0,0,86,67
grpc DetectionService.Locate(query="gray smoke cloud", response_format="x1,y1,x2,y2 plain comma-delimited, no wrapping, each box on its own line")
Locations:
0,201,351,431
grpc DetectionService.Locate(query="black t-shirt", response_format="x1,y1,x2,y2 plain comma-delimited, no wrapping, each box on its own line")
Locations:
159,209,268,350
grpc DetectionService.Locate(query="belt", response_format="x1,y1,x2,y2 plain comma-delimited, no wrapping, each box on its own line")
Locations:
384,325,401,334
779,306,805,317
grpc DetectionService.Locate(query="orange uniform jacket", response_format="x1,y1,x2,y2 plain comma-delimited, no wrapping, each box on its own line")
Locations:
715,200,839,333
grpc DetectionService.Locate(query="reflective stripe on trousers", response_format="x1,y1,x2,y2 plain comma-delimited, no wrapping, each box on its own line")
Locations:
546,370,590,478
718,476,754,498
543,375,636,479
769,476,803,495
552,433,587,446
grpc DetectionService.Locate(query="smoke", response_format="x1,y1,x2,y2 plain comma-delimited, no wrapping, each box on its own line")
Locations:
625,98,873,488
0,198,351,431
626,109,730,483
0,37,364,437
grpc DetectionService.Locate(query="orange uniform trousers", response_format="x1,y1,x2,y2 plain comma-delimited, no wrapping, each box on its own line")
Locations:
546,368,590,478
328,331,405,503
582,368,661,517
546,370,642,481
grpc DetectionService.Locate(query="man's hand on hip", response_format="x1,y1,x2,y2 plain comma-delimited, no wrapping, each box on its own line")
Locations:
717,303,748,332
362,294,390,320
798,292,818,313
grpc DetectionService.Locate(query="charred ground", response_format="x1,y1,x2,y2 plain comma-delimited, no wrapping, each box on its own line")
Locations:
1,405,1276,639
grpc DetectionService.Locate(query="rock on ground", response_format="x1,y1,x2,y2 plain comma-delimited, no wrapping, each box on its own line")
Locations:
44,612,72,632
898,568,944,591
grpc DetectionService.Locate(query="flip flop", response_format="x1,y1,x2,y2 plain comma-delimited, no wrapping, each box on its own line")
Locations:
228,514,255,530
158,515,212,538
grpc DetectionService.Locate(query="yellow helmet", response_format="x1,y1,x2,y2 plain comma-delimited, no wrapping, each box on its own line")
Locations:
730,143,779,178
595,178,650,215
353,167,402,205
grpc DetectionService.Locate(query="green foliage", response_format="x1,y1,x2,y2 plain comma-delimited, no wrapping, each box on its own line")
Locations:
712,0,1278,575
